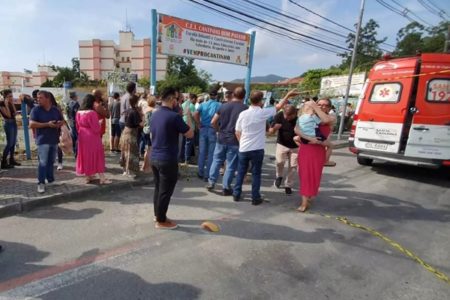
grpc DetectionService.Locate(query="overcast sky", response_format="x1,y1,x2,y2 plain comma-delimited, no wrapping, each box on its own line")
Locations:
0,0,448,81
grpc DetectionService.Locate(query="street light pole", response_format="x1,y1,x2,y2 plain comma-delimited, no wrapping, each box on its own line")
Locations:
337,0,365,140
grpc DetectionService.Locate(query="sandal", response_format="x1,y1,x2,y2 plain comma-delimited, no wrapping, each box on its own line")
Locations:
85,176,95,184
297,205,309,213
99,179,112,185
324,161,337,167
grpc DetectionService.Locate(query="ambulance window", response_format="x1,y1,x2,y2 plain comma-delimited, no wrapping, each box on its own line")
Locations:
427,79,450,103
370,83,402,103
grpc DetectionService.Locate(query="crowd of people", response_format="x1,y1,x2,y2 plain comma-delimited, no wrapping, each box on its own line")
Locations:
0,83,337,230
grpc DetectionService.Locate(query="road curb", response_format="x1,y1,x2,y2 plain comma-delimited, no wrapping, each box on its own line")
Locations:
0,178,153,219
332,140,349,149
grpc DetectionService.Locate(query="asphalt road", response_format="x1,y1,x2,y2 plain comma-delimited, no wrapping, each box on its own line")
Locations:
0,144,449,299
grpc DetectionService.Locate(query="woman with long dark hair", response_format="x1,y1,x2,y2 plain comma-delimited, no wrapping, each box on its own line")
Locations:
0,89,20,169
120,95,143,177
76,94,110,184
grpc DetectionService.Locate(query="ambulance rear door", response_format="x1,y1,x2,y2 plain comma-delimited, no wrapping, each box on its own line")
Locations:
354,58,418,153
404,54,450,161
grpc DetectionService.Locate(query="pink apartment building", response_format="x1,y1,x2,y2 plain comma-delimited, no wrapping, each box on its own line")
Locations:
79,30,168,81
0,66,57,91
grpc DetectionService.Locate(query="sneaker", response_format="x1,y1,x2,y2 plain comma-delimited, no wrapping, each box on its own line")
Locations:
274,177,283,188
47,180,55,185
10,160,21,166
252,198,263,206
206,182,215,191
222,188,232,196
37,184,45,193
197,173,203,179
155,220,178,230
233,195,240,202
285,187,292,195
57,163,63,170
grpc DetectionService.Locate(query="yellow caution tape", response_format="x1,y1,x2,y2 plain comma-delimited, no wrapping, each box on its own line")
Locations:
307,211,450,285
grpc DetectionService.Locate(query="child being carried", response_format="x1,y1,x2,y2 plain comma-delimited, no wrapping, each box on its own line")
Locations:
295,101,331,146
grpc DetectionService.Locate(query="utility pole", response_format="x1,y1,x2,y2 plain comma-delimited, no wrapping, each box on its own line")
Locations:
444,24,450,53
337,0,365,140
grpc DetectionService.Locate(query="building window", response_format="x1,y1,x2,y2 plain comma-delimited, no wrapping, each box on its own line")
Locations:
127,57,130,62
122,68,125,72
122,57,124,62
127,68,130,73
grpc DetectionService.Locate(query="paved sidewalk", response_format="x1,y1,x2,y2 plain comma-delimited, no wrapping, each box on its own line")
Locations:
0,152,152,217
0,136,348,218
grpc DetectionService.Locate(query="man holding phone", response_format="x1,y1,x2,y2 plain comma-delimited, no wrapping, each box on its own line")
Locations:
29,91,64,193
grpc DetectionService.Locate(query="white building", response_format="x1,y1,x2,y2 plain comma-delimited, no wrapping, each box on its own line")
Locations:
79,30,168,81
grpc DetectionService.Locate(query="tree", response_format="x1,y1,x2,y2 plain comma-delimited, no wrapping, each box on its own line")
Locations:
138,77,150,89
157,57,212,94
394,21,449,56
51,67,76,87
339,19,387,71
72,57,80,76
394,22,425,56
298,67,344,96
185,86,203,95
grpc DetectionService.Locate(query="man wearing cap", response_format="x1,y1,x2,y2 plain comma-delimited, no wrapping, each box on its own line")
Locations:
194,89,221,181
66,91,80,156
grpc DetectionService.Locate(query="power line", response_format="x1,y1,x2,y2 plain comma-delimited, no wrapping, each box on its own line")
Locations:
426,0,450,16
181,0,320,53
198,0,351,51
287,0,355,33
390,0,433,26
242,0,348,38
287,0,396,49
375,0,428,25
224,0,348,46
185,0,389,63
417,0,450,20
185,0,345,54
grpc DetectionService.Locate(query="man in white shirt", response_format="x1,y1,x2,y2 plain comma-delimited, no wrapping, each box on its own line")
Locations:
233,89,298,205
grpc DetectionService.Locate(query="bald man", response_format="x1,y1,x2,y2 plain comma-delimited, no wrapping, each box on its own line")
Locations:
269,104,298,195
206,87,248,196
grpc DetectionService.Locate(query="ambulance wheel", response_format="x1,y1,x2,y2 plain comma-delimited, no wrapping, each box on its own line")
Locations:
357,156,373,166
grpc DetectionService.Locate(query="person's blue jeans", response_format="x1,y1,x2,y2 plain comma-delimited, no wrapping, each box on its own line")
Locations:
2,120,17,161
208,143,239,190
233,149,265,200
70,124,78,157
37,144,57,184
198,127,217,179
184,137,195,163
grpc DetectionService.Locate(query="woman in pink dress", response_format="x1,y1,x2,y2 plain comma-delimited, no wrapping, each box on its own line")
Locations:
295,99,335,212
76,94,111,184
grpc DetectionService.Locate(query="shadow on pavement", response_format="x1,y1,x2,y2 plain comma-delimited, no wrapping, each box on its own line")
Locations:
178,219,345,244
315,190,450,222
370,163,450,188
0,241,50,283
19,207,103,220
0,244,202,299
40,269,202,300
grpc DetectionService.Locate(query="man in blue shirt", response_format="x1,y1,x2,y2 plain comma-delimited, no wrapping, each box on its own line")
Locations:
194,89,221,181
150,87,193,230
29,91,64,194
207,87,248,196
